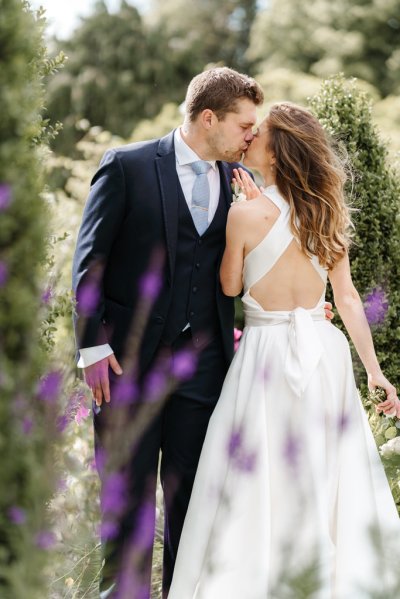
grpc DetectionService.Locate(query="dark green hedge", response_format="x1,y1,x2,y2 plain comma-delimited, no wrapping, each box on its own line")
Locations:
0,2,63,596
310,75,400,392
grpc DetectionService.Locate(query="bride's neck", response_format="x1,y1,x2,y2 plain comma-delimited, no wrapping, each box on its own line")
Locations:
257,167,276,187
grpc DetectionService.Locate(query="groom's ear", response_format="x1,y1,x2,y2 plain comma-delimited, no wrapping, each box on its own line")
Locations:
201,109,216,130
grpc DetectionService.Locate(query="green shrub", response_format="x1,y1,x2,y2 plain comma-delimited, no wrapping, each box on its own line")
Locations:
0,2,64,597
310,76,400,392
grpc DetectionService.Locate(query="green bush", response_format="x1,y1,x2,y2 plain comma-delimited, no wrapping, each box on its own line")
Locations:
310,76,400,392
0,2,64,597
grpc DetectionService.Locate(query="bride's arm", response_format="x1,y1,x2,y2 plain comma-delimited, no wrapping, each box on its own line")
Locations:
220,204,247,296
328,252,399,415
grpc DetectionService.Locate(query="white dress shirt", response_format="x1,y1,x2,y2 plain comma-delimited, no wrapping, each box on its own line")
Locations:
77,128,221,368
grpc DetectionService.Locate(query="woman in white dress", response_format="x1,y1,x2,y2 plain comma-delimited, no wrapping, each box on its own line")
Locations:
169,102,400,599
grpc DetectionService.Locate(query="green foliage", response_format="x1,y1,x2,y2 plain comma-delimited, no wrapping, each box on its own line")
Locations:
310,76,400,392
46,0,259,154
249,0,400,97
0,2,66,597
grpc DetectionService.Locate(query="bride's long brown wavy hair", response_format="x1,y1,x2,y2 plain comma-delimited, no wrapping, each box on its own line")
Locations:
267,102,353,270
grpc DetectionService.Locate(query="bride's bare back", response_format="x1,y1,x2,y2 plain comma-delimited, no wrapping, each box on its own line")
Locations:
242,192,325,311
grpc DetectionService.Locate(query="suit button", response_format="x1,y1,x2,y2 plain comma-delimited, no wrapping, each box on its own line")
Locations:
155,316,164,324
189,311,195,317
198,239,202,245
192,286,198,293
195,263,200,269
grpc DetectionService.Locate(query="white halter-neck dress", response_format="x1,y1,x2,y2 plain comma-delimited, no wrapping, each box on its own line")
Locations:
169,186,400,599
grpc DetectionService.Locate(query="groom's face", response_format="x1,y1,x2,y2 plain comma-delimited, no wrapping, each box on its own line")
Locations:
207,98,258,163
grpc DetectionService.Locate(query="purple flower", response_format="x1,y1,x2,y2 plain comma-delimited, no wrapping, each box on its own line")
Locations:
364,287,388,325
94,447,107,476
0,184,12,211
116,569,148,599
143,370,167,402
56,414,69,433
38,371,62,403
76,281,100,317
0,261,8,287
101,472,128,516
35,530,56,550
57,478,67,492
8,506,26,525
22,417,33,434
139,271,162,300
41,287,53,304
172,350,197,380
228,429,242,458
75,403,90,424
114,378,138,405
100,520,119,541
132,501,155,551
338,412,350,434
283,433,301,471
227,428,257,473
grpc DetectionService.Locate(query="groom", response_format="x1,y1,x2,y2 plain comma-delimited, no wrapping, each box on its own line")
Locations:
72,67,264,598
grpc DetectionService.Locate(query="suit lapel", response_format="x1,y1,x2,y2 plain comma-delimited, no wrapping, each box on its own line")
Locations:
218,161,234,211
155,131,179,281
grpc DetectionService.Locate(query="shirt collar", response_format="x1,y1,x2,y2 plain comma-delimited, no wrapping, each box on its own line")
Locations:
174,127,217,171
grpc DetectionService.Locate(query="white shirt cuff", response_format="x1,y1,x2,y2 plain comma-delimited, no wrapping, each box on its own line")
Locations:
77,344,114,368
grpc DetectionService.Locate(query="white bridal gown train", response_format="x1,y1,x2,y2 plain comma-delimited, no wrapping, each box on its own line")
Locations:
168,186,400,599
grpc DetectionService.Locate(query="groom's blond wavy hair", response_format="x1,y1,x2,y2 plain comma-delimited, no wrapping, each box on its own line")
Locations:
267,102,353,270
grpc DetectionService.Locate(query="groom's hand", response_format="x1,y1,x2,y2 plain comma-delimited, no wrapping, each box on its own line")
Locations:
84,354,123,406
324,301,334,321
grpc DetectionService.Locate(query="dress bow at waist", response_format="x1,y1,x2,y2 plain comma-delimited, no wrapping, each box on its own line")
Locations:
244,304,325,397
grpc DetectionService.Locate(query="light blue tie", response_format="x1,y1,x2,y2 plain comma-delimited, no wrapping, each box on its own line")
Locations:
190,160,212,236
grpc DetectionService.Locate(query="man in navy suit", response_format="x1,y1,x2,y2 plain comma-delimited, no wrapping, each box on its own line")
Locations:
72,67,264,597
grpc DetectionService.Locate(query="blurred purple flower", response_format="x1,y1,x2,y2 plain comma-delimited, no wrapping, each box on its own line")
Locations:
0,261,9,287
283,433,301,471
35,530,56,550
75,403,90,424
338,412,350,434
139,271,162,300
143,370,167,402
116,569,148,599
100,520,119,541
132,501,155,552
22,417,33,435
227,428,257,473
364,287,388,325
228,429,242,458
57,478,67,492
76,281,100,316
41,286,53,304
56,414,69,433
114,378,138,405
94,447,107,476
172,349,197,380
0,184,12,211
38,370,62,403
102,472,128,516
8,506,26,525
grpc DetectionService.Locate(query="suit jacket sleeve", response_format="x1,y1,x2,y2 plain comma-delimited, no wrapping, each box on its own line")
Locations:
72,149,126,351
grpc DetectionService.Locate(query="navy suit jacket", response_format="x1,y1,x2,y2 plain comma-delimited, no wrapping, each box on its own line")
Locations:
72,129,241,373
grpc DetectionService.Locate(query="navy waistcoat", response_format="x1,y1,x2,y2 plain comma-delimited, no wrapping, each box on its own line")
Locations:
162,179,228,347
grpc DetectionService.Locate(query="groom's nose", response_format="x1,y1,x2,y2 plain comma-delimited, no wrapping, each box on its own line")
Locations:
244,129,254,143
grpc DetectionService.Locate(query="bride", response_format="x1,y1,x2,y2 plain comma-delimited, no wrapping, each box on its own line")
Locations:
168,102,400,598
